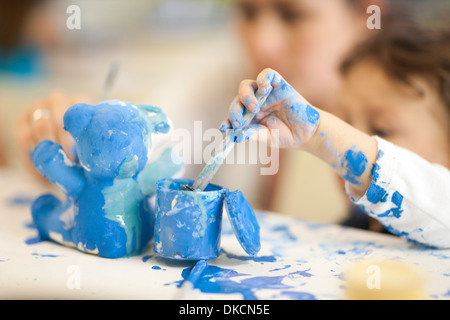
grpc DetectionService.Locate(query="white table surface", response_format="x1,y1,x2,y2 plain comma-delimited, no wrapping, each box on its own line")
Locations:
1,169,449,300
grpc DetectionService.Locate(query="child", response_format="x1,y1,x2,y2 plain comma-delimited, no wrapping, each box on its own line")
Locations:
221,22,450,248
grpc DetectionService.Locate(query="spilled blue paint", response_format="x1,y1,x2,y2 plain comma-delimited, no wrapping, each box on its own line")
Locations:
269,265,291,272
270,225,297,241
25,235,44,245
176,265,315,300
280,291,316,300
221,249,276,262
32,253,61,258
142,255,153,263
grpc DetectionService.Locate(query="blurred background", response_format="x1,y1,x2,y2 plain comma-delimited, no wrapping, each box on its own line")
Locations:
0,0,448,224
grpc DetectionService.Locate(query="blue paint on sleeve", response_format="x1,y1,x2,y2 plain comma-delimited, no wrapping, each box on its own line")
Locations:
342,145,368,185
366,184,388,204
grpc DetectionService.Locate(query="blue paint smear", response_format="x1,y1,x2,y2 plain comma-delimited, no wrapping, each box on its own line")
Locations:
342,145,368,185
378,191,404,219
32,253,61,258
25,236,44,245
366,184,388,204
6,196,33,206
289,103,320,127
269,265,291,272
142,255,153,263
280,291,316,300
152,265,163,270
370,150,384,182
221,249,276,263
270,225,297,241
177,265,314,300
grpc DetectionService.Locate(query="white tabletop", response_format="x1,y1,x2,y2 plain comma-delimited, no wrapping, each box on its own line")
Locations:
0,169,449,300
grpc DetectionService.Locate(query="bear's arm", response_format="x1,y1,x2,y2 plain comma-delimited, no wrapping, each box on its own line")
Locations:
32,140,85,198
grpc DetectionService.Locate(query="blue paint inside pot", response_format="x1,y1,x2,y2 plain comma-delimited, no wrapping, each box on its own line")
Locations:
154,178,227,260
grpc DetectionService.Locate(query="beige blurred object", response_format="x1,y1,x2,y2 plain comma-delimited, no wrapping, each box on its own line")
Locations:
345,259,427,300
270,149,348,223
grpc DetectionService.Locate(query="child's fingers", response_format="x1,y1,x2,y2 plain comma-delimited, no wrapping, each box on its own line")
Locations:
229,124,264,143
238,80,260,113
228,96,245,130
219,118,232,133
47,92,76,159
256,68,284,95
29,100,57,145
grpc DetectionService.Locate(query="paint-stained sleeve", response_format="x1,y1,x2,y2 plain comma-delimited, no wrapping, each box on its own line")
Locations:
345,136,450,248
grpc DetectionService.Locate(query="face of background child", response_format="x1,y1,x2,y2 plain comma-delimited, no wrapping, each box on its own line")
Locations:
338,60,450,168
232,0,367,112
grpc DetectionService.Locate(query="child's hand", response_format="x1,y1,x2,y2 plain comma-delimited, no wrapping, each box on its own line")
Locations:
222,68,379,200
15,92,89,178
221,68,320,148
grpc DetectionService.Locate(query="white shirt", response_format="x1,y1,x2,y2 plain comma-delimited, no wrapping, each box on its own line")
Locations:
346,136,450,248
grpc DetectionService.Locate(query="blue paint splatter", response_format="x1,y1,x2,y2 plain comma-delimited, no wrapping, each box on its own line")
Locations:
269,265,291,272
366,184,388,204
270,225,297,241
280,291,316,300
378,191,404,219
142,255,153,263
25,235,44,245
32,253,61,258
6,196,33,206
221,249,276,262
176,265,314,300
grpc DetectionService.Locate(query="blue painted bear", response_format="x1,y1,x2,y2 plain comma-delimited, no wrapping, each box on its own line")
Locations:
31,100,184,258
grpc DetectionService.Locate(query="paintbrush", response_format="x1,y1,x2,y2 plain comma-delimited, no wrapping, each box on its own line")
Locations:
100,61,120,101
174,259,208,300
181,90,268,191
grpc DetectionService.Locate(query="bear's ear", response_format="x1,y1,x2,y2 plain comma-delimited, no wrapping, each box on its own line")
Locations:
64,103,95,141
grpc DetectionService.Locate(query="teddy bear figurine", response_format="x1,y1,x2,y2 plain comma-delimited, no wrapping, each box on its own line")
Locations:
31,100,184,258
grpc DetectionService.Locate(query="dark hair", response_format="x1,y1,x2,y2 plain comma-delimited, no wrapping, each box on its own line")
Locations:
340,19,450,114
0,0,44,54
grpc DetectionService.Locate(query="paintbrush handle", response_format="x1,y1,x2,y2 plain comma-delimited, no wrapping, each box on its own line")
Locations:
192,133,235,191
100,61,120,101
192,91,267,191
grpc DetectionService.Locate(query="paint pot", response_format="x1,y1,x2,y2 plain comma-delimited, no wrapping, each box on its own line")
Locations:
154,178,260,260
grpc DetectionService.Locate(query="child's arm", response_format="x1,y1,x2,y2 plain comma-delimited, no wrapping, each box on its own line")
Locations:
351,137,450,248
223,68,378,199
224,68,450,248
